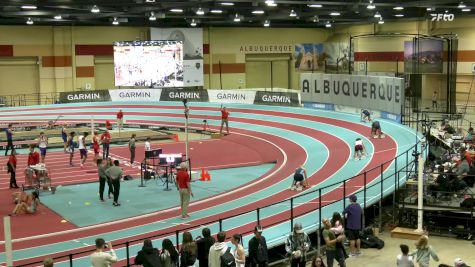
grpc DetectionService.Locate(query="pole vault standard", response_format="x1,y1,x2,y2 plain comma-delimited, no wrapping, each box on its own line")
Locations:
183,99,190,161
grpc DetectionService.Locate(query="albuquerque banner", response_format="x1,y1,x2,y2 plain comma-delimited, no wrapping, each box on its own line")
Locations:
300,73,404,114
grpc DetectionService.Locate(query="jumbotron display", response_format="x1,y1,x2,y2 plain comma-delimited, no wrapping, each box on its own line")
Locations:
113,40,184,87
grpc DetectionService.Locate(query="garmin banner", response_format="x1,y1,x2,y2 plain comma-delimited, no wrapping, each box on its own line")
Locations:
160,89,209,102
109,89,162,102
300,73,404,114
254,91,300,106
59,90,111,103
208,90,256,104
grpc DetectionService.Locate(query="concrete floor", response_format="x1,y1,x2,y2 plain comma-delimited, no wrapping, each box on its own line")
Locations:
275,232,475,267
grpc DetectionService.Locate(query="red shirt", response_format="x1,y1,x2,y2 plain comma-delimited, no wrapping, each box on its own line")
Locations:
176,170,190,189
8,155,17,168
101,132,111,144
117,111,123,119
105,120,112,129
221,110,229,119
28,152,40,166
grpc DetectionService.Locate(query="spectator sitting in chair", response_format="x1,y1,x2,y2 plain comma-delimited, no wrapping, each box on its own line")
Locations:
10,191,39,216
455,157,470,177
464,127,474,143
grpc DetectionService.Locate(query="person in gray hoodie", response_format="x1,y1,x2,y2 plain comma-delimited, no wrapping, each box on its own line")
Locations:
208,232,228,267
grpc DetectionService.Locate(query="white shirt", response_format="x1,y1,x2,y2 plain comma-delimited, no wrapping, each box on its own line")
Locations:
78,135,85,149
355,140,363,146
90,249,118,267
397,254,414,267
38,135,48,148
145,141,151,151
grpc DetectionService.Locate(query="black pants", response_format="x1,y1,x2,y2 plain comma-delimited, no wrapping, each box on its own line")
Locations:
198,259,209,267
326,248,346,267
111,179,120,203
9,170,17,188
290,258,306,267
250,262,268,267
99,177,106,200
107,178,114,197
130,147,135,164
102,144,110,159
5,140,13,156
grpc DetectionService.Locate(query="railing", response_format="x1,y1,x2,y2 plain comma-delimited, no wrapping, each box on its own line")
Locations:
16,133,423,266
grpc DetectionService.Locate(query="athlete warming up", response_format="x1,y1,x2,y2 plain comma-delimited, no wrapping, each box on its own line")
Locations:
354,138,367,160
78,132,89,168
371,121,385,138
361,109,371,122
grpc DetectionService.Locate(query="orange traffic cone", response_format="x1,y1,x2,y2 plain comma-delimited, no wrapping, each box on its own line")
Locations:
200,168,206,181
175,134,180,142
205,170,211,181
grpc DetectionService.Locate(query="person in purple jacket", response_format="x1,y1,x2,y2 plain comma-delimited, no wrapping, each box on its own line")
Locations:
343,194,362,257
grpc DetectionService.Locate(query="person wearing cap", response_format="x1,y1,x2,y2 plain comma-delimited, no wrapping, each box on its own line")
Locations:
343,194,362,257
248,225,268,267
285,223,310,267
322,218,346,267
176,162,193,219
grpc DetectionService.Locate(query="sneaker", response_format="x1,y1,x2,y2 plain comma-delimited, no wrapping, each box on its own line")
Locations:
290,186,296,190
349,253,357,257
356,251,362,256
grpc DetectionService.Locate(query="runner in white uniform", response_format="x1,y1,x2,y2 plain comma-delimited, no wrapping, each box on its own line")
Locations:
78,132,89,168
37,132,48,163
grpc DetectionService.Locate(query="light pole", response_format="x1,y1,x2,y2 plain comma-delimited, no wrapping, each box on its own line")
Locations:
183,99,189,161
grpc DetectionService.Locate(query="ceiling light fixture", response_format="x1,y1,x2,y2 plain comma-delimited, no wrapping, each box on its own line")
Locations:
330,12,341,16
458,2,467,8
264,20,270,27
211,9,223,13
378,17,384,24
149,12,156,21
393,6,404,10
462,8,471,12
234,14,241,22
26,17,34,25
265,0,275,5
252,10,265,14
374,11,381,18
426,7,433,11
221,2,234,5
367,0,376,9
289,10,297,17
54,15,62,20
394,14,404,17
196,7,205,15
313,15,319,22
91,5,100,13
190,19,197,27
21,5,37,9
112,17,119,25
325,21,332,28
170,9,183,13
308,4,323,8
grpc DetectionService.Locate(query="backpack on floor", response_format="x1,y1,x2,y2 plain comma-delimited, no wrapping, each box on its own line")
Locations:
220,247,236,267
361,235,384,249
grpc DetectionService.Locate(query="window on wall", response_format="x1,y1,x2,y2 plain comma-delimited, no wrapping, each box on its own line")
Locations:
94,56,114,89
245,54,290,90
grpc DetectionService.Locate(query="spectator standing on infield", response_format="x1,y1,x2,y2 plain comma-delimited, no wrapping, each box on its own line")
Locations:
90,238,117,267
285,223,310,267
196,227,215,267
66,131,76,166
106,160,123,206
97,159,107,202
176,162,193,219
78,132,89,168
322,218,346,267
397,244,414,267
208,231,228,267
37,131,48,163
101,129,111,160
4,123,14,156
61,124,68,153
248,225,268,267
343,194,362,257
129,134,136,164
92,131,100,163
219,106,230,135
117,109,124,130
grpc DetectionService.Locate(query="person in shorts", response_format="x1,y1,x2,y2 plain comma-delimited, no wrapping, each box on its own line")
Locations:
37,131,48,163
291,166,309,190
361,109,371,122
354,138,367,160
61,125,68,153
78,132,89,168
92,131,100,163
66,131,76,166
343,194,362,257
371,121,382,138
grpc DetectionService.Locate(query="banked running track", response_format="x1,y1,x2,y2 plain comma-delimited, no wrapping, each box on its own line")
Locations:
0,102,418,266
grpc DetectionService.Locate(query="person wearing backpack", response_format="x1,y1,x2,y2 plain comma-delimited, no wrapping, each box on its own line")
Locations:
208,232,228,267
134,239,162,267
248,225,268,267
285,223,310,267
231,234,245,267
180,232,197,267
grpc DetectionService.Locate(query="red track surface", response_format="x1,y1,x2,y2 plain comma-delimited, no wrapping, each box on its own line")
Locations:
0,105,398,266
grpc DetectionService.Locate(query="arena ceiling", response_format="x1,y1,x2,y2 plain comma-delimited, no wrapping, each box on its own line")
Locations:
0,0,474,28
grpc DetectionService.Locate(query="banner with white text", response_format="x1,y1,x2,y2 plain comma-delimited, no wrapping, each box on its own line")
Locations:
109,89,162,102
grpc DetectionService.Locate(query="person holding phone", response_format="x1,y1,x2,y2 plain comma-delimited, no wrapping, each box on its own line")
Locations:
90,238,117,266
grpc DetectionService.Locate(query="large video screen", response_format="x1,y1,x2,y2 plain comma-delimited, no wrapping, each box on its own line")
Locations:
114,40,183,87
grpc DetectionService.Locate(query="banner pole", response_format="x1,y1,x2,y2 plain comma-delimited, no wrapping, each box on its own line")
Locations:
4,216,13,267
416,154,424,233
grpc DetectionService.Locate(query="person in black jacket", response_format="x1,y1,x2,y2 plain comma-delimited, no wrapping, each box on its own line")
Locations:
135,239,162,267
196,228,215,267
248,225,268,267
